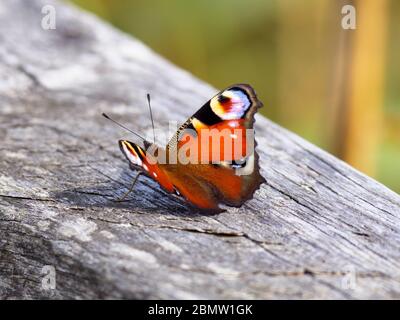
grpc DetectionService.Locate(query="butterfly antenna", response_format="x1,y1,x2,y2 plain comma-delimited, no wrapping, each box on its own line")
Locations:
146,93,156,144
102,113,146,141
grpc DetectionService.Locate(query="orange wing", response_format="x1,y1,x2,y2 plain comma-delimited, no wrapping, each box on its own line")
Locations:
118,84,265,211
161,84,265,210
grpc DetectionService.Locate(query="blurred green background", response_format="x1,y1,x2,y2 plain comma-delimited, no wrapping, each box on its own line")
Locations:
71,0,400,193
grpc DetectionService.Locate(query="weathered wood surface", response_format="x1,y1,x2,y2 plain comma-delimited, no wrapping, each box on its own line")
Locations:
1,0,400,299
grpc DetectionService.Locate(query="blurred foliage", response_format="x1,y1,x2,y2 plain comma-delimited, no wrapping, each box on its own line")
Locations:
71,0,400,193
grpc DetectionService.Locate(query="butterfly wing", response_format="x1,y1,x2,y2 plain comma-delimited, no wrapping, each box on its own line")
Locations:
119,140,175,194
118,84,265,211
160,155,264,210
162,84,265,210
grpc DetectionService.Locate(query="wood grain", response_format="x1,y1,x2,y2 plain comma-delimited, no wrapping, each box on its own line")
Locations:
0,0,399,299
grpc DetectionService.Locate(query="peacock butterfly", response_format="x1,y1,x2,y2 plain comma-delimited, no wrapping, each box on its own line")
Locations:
104,84,265,211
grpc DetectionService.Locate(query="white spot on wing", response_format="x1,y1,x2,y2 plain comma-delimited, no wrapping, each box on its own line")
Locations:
235,153,255,176
122,143,142,166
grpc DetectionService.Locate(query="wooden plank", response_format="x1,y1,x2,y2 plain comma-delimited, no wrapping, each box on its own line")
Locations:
0,0,399,299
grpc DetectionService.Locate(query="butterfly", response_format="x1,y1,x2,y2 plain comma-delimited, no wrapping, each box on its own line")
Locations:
105,84,265,212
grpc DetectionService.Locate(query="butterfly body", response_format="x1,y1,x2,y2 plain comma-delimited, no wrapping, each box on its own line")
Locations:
117,84,265,211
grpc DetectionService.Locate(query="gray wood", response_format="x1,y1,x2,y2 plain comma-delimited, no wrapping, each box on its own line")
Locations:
1,0,399,299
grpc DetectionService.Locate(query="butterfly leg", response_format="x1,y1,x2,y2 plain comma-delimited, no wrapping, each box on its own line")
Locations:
114,171,142,202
